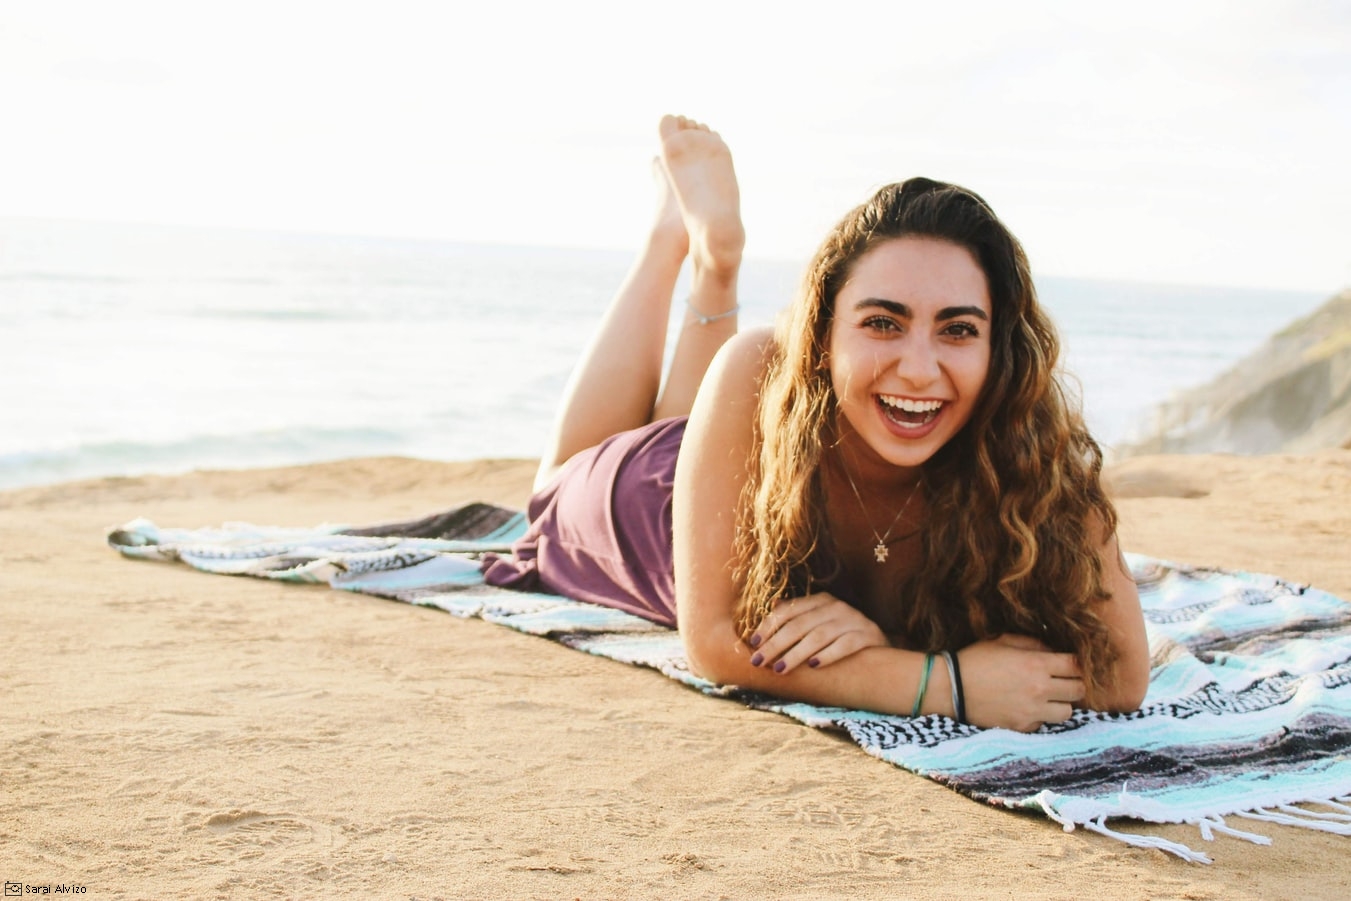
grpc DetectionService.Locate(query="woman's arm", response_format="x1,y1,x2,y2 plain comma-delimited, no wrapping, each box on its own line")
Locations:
1089,534,1151,712
672,328,1087,731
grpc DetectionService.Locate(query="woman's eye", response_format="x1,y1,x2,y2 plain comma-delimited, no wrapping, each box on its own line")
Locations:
862,316,900,333
944,321,980,338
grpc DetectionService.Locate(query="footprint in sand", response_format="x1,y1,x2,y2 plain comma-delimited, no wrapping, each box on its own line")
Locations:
192,808,344,852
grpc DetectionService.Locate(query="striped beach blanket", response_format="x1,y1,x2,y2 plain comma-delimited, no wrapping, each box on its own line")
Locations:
107,502,1351,863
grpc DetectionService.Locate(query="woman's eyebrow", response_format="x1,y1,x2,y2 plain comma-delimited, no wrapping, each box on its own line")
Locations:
853,298,989,321
937,305,989,321
854,298,911,317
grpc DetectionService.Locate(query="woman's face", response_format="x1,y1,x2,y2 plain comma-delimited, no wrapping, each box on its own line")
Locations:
827,236,992,475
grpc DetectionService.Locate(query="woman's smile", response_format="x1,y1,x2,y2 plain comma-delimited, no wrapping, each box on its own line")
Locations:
877,394,944,430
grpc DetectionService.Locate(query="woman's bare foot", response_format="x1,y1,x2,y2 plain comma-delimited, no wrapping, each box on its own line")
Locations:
649,156,689,261
658,114,745,281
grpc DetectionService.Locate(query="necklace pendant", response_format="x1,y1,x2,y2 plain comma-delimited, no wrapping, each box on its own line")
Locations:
874,541,889,563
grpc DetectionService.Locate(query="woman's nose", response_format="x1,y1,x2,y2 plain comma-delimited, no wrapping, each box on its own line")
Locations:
894,336,940,386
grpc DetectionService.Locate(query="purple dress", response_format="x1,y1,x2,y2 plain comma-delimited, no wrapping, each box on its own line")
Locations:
479,417,686,627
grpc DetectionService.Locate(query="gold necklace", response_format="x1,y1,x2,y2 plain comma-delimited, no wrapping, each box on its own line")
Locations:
838,449,923,564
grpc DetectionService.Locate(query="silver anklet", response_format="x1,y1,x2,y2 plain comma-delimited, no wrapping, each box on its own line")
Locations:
687,297,739,325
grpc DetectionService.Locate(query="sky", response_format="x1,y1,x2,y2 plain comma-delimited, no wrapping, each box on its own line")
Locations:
1,0,1348,293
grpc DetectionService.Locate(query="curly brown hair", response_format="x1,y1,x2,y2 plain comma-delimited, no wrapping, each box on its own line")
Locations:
734,177,1120,701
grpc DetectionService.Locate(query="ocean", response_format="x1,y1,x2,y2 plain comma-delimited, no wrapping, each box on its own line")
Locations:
0,217,1328,491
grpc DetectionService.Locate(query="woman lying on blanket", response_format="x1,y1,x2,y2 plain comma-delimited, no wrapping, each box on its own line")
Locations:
481,115,1150,732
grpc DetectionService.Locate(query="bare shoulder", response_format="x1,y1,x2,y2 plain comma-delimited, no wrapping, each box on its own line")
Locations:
699,325,777,401
678,327,776,458
678,326,774,474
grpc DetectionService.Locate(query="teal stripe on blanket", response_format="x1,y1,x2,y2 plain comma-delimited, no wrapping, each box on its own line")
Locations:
107,504,1351,863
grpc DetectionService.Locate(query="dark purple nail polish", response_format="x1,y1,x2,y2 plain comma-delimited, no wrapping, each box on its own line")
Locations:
808,657,820,668
748,633,762,648
750,652,764,667
773,660,787,674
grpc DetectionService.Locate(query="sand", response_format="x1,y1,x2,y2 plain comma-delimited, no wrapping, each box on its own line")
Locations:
3,451,1350,900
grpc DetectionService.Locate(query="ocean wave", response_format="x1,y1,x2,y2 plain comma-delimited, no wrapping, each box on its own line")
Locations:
0,426,412,491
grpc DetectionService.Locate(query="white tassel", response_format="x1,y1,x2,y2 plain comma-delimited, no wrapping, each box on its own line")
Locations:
1083,816,1213,864
1193,815,1272,845
1276,803,1351,823
1238,807,1351,836
1196,818,1213,842
1032,791,1078,832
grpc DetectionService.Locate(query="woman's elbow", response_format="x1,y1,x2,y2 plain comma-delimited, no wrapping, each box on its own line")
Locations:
1094,660,1151,713
679,619,747,687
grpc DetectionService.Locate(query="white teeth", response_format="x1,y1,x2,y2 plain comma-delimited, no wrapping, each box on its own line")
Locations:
879,396,944,413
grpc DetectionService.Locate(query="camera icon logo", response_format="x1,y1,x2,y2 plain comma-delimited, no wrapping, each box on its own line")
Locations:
3,882,22,897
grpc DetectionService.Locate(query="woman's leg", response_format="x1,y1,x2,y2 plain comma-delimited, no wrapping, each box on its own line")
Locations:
534,115,745,490
651,115,744,420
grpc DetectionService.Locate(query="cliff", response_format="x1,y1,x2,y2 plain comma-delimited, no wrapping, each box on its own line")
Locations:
1118,288,1351,456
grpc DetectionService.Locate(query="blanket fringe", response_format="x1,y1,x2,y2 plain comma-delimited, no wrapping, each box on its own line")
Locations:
1326,797,1351,815
1034,794,1076,833
1194,814,1272,846
1034,793,1218,863
1274,802,1351,823
1082,816,1214,864
1039,800,1351,862
1032,791,1341,863
1237,804,1351,836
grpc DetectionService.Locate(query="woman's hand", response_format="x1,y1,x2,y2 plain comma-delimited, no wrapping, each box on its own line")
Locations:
746,593,890,675
960,634,1086,732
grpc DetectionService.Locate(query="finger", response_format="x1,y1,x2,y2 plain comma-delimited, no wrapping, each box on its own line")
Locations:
751,604,845,670
748,595,829,649
1043,700,1076,724
1045,652,1083,679
787,612,892,673
1015,700,1076,733
1048,675,1087,705
754,599,883,673
751,599,810,648
798,631,878,671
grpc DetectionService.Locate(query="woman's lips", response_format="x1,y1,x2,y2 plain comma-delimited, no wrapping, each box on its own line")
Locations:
876,395,944,437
